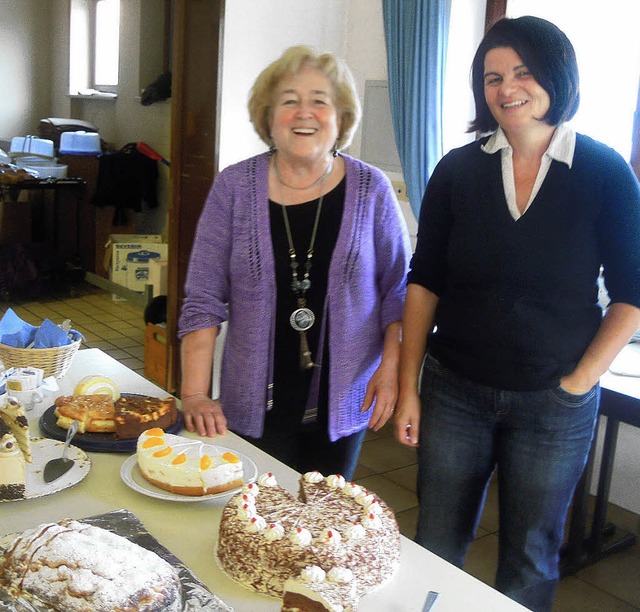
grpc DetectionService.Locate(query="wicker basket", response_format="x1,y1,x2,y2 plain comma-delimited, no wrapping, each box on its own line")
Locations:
0,339,81,379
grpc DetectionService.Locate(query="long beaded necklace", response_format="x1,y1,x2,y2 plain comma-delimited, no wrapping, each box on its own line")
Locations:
274,154,334,370
281,193,324,370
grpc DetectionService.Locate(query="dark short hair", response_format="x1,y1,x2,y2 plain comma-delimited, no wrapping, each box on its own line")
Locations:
468,16,580,134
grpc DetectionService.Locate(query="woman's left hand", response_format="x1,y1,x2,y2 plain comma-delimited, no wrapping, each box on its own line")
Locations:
361,361,398,431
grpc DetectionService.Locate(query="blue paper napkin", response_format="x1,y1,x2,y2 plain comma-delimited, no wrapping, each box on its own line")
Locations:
0,308,84,349
0,308,37,347
33,318,73,348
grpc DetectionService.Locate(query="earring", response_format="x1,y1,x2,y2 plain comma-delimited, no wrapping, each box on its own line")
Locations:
268,136,276,156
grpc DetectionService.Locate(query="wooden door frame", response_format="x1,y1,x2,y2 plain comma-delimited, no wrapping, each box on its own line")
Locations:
167,0,225,393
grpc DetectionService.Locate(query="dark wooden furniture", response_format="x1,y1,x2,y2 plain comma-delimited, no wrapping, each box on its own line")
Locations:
0,178,87,271
164,0,225,393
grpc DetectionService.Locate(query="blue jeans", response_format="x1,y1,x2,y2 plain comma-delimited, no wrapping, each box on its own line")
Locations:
416,353,599,612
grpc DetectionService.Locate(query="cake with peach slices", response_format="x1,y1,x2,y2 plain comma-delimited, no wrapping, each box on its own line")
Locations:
136,428,243,496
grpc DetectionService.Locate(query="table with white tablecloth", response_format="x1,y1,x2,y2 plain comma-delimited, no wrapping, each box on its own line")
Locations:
0,348,527,611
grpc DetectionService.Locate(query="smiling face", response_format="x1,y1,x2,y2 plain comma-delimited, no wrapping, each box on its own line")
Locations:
483,46,551,135
269,64,341,165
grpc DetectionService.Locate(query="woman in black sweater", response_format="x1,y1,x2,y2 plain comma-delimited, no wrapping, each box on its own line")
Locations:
396,16,640,612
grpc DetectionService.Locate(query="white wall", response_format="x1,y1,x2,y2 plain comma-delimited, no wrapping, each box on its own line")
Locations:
218,0,420,236
344,0,390,161
443,0,486,153
46,0,171,235
218,0,349,171
0,0,53,141
219,0,395,170
6,0,481,238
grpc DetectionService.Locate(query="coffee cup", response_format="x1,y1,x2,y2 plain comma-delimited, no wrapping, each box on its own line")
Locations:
7,388,45,411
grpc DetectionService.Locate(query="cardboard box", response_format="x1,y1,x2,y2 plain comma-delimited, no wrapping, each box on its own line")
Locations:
144,323,168,387
148,258,168,297
125,246,168,292
105,234,167,292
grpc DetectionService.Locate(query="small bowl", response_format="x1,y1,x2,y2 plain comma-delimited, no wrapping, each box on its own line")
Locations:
15,160,68,179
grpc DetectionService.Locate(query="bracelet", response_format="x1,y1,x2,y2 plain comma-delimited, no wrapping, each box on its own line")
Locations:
181,392,209,401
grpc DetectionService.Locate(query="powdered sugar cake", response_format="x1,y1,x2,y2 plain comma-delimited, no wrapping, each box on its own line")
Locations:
217,470,400,608
1,518,181,611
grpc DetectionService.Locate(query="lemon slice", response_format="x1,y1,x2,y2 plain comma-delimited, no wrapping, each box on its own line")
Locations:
73,375,120,400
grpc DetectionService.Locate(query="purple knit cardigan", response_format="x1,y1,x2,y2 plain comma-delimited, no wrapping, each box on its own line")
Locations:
178,152,410,441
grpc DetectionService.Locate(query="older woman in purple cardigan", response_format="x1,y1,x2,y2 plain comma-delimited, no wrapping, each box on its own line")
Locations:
178,45,410,479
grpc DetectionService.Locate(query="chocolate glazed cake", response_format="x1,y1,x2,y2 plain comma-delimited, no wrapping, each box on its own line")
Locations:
114,395,177,439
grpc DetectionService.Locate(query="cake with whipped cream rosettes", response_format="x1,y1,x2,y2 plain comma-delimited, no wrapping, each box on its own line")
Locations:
0,518,181,611
136,428,243,496
282,565,359,612
217,470,400,608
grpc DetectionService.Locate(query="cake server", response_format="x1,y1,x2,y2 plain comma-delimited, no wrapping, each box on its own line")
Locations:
422,590,440,611
44,420,78,483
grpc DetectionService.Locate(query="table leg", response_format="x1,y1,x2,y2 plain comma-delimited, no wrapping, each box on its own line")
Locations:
588,417,637,559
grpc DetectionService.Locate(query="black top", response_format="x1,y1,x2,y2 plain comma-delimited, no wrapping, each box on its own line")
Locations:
269,179,345,427
409,133,640,391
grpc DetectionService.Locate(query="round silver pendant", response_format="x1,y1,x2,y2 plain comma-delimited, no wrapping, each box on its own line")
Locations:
290,307,315,332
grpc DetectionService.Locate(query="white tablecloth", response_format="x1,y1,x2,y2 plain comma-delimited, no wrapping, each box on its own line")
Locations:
0,348,526,611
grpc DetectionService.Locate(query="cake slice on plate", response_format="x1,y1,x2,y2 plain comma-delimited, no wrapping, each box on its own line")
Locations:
0,400,31,462
0,433,26,500
282,566,359,612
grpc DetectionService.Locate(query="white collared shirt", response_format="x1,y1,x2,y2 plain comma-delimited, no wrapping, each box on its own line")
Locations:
481,124,576,220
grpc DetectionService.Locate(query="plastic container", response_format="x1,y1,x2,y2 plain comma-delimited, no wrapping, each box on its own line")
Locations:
10,136,54,160
59,131,101,155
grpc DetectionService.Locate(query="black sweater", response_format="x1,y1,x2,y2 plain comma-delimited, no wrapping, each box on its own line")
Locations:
409,133,640,390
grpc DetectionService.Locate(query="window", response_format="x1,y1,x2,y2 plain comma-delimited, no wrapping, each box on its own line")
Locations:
69,0,120,95
93,0,120,91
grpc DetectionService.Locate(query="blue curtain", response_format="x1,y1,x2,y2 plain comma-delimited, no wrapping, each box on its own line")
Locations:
382,0,451,218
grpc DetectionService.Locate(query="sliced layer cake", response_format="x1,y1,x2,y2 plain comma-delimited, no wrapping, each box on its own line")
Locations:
0,400,32,500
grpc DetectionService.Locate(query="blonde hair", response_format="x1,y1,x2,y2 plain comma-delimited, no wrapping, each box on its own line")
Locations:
248,45,361,152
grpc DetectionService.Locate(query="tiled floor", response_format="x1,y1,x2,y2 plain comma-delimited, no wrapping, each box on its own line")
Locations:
2,282,639,611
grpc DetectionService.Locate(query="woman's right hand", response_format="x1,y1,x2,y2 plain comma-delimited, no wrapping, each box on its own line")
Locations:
181,393,228,438
393,390,420,447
